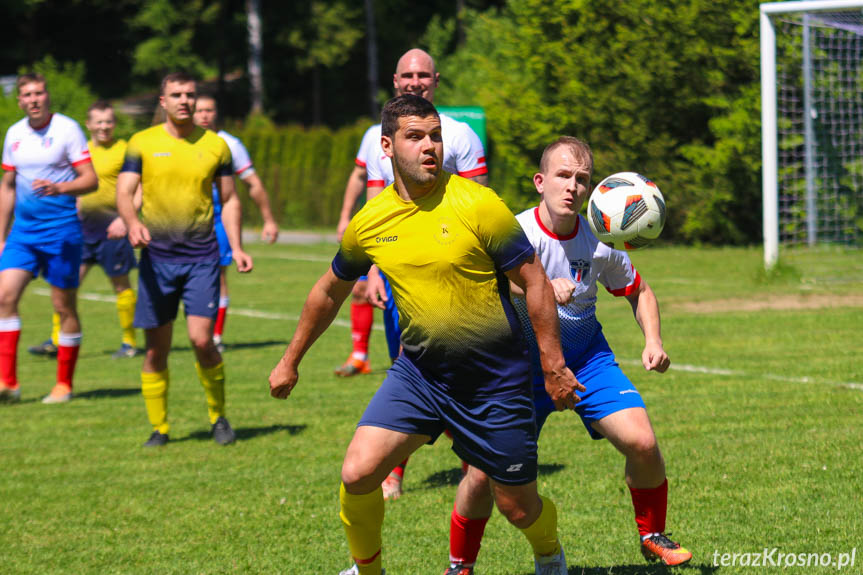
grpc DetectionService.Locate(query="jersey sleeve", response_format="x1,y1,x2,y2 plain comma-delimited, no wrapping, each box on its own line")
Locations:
2,128,14,172
598,247,641,296
216,139,233,177
453,123,487,179
66,121,92,167
120,133,143,174
228,137,255,179
355,125,378,168
366,152,387,189
331,219,372,281
474,189,534,272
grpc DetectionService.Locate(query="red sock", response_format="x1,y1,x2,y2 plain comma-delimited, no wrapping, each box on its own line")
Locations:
350,302,373,355
56,332,82,389
449,504,490,566
391,458,409,479
214,296,229,338
0,318,21,387
629,478,668,537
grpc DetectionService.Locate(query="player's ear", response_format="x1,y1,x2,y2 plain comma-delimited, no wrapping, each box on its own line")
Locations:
381,135,394,158
533,172,544,195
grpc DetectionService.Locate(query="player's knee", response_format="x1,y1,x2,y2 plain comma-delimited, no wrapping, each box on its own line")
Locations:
494,490,540,528
340,459,377,493
625,432,661,465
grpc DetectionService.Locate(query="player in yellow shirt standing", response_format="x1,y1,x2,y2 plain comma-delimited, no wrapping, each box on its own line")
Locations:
117,73,253,447
28,100,139,359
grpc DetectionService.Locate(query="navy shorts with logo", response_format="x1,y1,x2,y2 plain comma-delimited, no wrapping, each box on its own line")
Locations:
134,250,220,329
81,236,136,277
359,355,538,485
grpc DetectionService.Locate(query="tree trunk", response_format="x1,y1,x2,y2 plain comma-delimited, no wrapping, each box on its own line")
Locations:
246,0,264,114
364,0,379,119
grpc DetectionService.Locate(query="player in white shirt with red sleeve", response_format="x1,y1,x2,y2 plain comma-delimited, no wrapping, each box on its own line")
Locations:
444,137,691,574
0,73,98,404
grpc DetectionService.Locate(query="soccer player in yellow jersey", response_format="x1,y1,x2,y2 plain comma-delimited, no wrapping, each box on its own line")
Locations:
269,95,584,575
28,100,140,360
117,72,253,447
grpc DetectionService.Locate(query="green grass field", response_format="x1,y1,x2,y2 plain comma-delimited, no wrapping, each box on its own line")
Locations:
1,242,861,574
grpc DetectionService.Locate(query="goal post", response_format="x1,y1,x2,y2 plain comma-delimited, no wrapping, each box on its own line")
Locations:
760,0,863,269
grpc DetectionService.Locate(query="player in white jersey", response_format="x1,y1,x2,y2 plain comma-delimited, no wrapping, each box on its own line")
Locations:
0,74,98,404
193,95,278,351
333,48,488,396
443,137,691,574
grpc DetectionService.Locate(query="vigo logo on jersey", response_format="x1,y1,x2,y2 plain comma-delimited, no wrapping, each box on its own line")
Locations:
569,258,590,283
375,235,398,243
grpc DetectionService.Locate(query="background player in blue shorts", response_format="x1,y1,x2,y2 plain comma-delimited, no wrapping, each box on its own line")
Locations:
445,137,691,573
270,95,583,575
0,74,98,404
117,73,253,447
193,94,278,352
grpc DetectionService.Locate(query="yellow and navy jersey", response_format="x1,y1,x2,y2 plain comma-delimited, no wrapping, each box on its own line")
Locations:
334,173,534,400
121,124,232,261
80,139,126,240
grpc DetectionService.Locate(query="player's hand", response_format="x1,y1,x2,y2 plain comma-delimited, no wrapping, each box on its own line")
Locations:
642,341,670,373
365,266,387,310
32,179,62,197
336,215,350,242
269,357,299,399
106,217,128,240
233,250,254,273
543,365,586,411
261,220,279,244
549,277,577,305
127,221,151,248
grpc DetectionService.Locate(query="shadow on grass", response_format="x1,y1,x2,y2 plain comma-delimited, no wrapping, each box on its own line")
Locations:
169,339,286,353
176,423,307,443
516,564,716,575
75,388,140,400
420,462,566,489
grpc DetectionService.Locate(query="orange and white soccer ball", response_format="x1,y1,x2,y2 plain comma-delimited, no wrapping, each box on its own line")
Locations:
587,172,666,250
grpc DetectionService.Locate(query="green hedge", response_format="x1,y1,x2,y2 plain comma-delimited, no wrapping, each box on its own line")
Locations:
236,119,372,229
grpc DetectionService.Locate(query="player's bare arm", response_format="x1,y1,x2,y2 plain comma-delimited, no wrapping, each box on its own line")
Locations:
116,171,149,248
624,279,670,373
218,174,253,273
243,172,279,243
505,254,585,410
270,268,355,399
0,171,16,247
32,161,97,197
508,276,575,306
337,165,367,241
468,173,489,187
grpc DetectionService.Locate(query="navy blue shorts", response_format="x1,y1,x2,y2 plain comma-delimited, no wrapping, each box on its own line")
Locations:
534,332,646,438
81,236,136,277
214,216,232,267
359,355,538,485
134,250,220,329
0,236,81,289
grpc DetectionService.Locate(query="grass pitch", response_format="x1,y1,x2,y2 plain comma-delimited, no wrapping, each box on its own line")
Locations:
0,242,860,574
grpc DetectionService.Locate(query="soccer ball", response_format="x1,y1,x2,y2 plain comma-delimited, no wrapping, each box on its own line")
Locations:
587,172,666,250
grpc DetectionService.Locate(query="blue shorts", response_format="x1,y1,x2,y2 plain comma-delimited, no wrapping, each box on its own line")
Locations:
380,274,401,361
82,237,136,277
214,216,232,267
360,355,538,485
534,332,646,439
134,250,220,329
0,236,81,289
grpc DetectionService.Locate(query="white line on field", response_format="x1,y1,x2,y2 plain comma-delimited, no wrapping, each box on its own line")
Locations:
32,288,860,391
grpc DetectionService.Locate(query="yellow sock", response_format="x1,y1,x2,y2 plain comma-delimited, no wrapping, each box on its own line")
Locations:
141,370,170,435
51,312,60,347
196,362,225,424
116,288,137,347
520,495,561,558
339,482,384,574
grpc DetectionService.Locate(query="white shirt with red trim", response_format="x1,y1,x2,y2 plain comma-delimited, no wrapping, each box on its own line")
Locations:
217,130,254,180
513,208,640,360
1,112,90,242
354,124,381,169
365,113,487,188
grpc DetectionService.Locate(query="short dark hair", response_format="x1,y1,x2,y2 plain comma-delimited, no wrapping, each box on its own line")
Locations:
160,72,197,95
196,93,217,108
539,136,594,175
17,73,47,94
87,100,113,115
381,94,439,138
